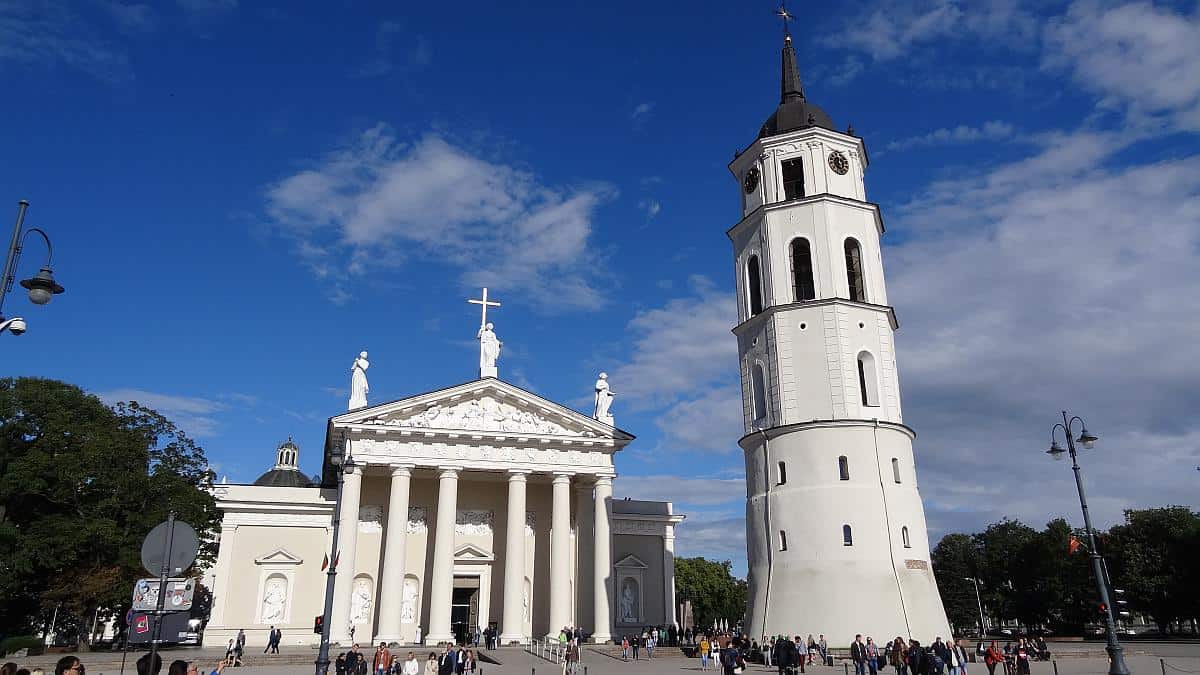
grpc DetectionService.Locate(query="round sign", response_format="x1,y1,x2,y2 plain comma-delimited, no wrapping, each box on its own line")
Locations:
141,519,199,576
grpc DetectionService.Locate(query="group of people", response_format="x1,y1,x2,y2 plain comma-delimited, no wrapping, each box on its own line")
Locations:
981,638,1050,675
335,643,478,675
618,626,669,661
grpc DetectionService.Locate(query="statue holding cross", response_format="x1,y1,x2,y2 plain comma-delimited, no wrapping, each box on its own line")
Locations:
469,287,502,378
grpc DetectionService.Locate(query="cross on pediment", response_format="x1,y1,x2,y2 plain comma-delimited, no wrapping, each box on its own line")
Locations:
468,287,501,327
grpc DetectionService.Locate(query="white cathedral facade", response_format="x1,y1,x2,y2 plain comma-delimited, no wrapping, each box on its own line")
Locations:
730,32,952,644
202,317,683,648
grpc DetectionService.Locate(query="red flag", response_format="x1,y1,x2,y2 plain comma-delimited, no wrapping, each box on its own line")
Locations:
1068,537,1082,555
322,554,329,571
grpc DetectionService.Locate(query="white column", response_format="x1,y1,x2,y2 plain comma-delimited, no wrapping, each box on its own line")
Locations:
548,473,572,637
591,476,613,643
330,463,363,644
208,522,236,627
374,465,412,644
425,467,459,645
499,471,528,644
664,529,677,628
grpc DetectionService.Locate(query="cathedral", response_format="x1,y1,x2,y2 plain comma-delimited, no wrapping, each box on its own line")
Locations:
201,298,684,648
730,25,952,644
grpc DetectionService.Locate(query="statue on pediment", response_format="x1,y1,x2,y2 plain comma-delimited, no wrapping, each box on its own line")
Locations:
349,351,370,410
594,372,616,423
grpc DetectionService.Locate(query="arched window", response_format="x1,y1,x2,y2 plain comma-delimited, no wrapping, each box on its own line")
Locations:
747,255,764,316
857,351,880,407
845,238,866,302
838,455,850,481
790,238,815,301
843,524,853,546
892,458,901,484
777,461,787,485
902,526,911,548
752,363,768,423
779,530,788,551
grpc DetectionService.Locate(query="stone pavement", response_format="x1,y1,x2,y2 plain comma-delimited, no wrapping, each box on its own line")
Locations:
9,644,1199,675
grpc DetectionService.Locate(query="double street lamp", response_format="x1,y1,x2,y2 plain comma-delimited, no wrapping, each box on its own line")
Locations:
315,443,356,675
1046,411,1130,675
1,200,66,336
963,576,986,638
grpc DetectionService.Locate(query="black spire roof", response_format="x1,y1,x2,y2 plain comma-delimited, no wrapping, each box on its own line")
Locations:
759,34,835,139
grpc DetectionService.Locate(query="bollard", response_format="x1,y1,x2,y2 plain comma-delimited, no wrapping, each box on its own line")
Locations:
844,663,850,675
1052,660,1058,675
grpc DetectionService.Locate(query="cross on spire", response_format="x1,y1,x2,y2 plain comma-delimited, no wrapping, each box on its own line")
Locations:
468,287,501,327
776,2,794,38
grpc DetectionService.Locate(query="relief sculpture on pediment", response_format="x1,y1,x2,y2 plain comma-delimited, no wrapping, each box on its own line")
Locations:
383,396,593,437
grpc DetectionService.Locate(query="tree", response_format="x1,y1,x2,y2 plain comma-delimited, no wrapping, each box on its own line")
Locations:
674,557,746,630
1105,507,1200,633
0,377,219,646
973,519,1038,629
931,533,982,635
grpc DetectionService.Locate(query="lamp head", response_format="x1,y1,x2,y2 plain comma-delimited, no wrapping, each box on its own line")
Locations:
20,266,64,305
1047,439,1066,461
329,445,344,468
1077,427,1098,449
4,317,26,335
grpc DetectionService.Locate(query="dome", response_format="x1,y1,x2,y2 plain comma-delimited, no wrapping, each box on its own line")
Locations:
253,467,317,488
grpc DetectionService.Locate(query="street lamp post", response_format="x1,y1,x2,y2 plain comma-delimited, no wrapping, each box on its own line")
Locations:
1,200,66,335
315,445,355,675
963,576,986,638
1047,411,1130,675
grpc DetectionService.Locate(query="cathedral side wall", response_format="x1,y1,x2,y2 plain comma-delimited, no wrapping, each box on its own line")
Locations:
612,534,666,634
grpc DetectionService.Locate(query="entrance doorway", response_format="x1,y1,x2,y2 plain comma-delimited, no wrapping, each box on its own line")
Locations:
450,577,480,645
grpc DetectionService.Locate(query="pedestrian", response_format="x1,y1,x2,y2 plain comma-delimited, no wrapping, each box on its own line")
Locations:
647,631,655,660
905,640,925,675
565,642,580,675
336,653,348,675
235,630,246,661
54,658,82,675
1014,640,1029,675
438,645,455,675
374,643,393,675
951,641,968,675
793,636,806,674
424,653,438,675
851,635,867,675
463,651,477,675
137,653,163,675
866,638,879,675
890,638,908,675
454,646,467,675
347,644,364,675
984,642,1002,675
621,636,630,661
632,633,641,661
699,635,711,670
819,636,828,665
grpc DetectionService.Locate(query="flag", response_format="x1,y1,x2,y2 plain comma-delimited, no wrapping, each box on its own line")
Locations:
1068,537,1082,555
321,554,329,571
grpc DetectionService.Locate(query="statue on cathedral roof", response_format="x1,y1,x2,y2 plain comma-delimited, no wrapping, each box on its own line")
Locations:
349,350,369,410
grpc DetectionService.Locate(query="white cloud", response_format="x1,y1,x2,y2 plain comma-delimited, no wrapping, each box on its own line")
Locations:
1042,1,1200,131
638,198,661,220
884,120,1016,152
616,475,745,508
97,388,227,438
0,1,130,81
265,127,615,308
885,129,1200,535
674,514,748,567
632,102,655,120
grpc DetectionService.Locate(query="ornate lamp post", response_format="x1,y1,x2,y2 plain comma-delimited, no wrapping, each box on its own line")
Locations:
315,444,355,675
1047,411,1130,675
1,200,66,336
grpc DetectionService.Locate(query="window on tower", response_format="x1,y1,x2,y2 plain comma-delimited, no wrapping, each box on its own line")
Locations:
778,461,787,485
752,363,768,423
782,158,805,201
838,455,849,481
892,457,901,484
857,351,880,407
845,238,866,302
843,524,854,546
779,530,788,551
747,255,764,316
902,526,911,548
790,238,816,301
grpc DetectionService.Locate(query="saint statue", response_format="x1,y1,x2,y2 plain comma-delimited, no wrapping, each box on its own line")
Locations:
477,322,501,375
348,351,369,410
350,578,373,624
593,372,616,422
620,579,638,622
261,578,286,622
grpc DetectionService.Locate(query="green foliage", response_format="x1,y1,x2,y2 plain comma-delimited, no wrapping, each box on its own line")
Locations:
674,557,747,630
933,508,1200,634
0,377,219,645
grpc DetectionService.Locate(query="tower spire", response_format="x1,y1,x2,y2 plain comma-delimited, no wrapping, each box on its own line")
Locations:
777,3,805,103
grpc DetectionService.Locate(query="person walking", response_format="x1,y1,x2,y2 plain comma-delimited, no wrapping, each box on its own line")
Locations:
699,635,711,671
374,643,393,675
851,635,868,675
984,642,1002,675
437,646,455,675
889,638,908,675
905,641,925,675
866,638,879,675
951,641,968,675
772,637,789,675
632,633,641,661
565,642,580,675
423,653,438,675
347,645,364,675
818,636,828,666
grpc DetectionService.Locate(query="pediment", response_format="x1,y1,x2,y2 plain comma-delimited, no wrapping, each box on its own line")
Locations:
453,544,494,562
331,378,633,442
255,548,303,565
614,554,648,569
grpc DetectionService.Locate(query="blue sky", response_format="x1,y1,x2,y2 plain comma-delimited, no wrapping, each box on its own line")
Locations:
3,0,1200,574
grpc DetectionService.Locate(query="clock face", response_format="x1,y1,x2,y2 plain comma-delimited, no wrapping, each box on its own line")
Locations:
828,150,850,175
743,167,760,194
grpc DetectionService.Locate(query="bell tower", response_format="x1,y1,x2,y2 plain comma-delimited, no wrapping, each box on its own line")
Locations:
730,25,951,645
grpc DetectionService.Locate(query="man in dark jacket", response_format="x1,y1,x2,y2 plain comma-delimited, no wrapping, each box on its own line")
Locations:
932,638,951,675
906,641,927,675
851,636,868,675
437,646,456,675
